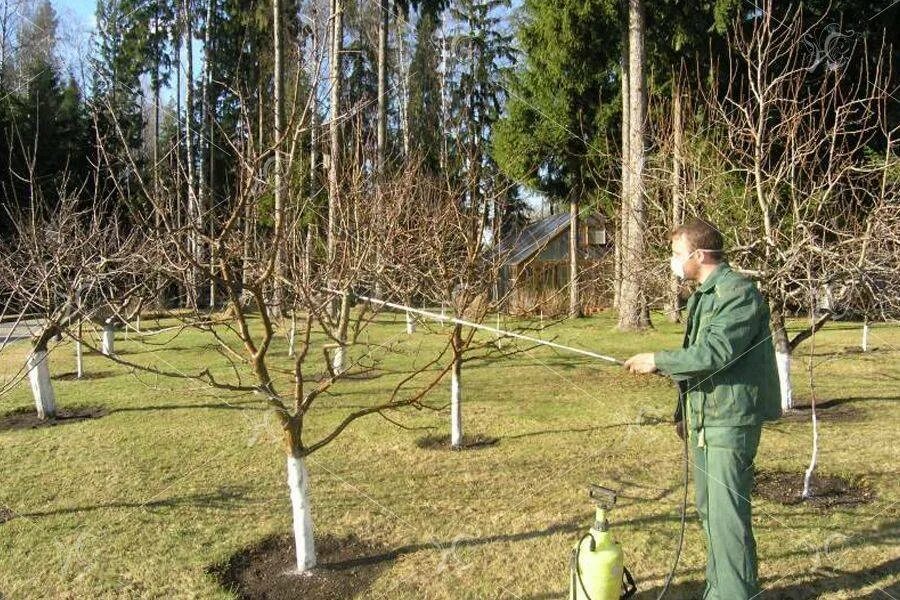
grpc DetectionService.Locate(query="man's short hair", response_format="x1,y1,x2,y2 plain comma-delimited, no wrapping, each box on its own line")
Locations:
671,218,725,259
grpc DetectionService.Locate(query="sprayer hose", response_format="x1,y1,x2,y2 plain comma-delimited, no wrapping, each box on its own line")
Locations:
655,420,690,600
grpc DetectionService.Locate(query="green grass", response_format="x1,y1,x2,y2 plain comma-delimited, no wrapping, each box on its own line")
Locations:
0,310,897,599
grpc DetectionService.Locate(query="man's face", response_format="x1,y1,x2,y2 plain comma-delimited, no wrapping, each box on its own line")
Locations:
671,234,699,281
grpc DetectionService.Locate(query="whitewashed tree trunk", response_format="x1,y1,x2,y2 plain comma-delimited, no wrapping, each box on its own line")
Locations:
288,312,297,357
331,290,350,375
450,356,462,447
286,455,316,572
75,340,84,378
102,322,115,357
405,311,416,334
861,319,869,352
75,317,84,378
773,312,793,411
776,349,792,411
28,350,56,419
332,346,345,375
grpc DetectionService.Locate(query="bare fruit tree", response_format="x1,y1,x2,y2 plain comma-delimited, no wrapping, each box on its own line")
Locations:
23,108,477,573
698,1,898,411
373,168,572,448
0,192,148,417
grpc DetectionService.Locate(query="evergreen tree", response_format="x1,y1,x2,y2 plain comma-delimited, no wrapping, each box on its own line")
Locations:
91,0,145,182
407,11,442,173
0,1,93,224
492,0,621,208
446,0,517,234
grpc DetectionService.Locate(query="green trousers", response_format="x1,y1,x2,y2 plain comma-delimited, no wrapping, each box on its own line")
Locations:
689,424,762,600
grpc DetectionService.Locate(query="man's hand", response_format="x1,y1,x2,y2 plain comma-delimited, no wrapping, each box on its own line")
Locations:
624,352,657,374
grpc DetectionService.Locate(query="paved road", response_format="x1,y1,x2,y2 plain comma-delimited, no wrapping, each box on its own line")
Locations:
0,318,45,345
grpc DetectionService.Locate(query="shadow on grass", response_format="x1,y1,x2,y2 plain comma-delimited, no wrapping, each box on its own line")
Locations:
9,486,249,520
108,345,193,355
415,432,499,450
505,418,666,441
768,396,899,429
326,512,681,571
632,556,900,600
55,371,116,381
107,399,266,414
521,556,899,599
792,395,900,410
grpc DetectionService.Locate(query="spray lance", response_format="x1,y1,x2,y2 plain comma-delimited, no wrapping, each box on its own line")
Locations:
323,289,690,599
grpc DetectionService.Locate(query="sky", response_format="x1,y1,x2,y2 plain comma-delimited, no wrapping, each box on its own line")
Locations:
47,0,548,216
54,0,95,30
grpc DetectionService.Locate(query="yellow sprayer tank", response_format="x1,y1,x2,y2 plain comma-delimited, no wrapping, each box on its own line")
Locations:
569,486,636,600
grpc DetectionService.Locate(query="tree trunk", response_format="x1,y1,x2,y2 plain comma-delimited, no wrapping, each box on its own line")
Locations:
439,34,450,171
772,310,793,411
272,0,284,318
202,0,215,309
450,325,463,448
183,0,200,310
568,196,580,318
373,0,388,299
397,10,410,160
376,0,387,175
75,343,83,379
861,318,869,352
614,2,630,311
617,0,651,331
309,9,319,205
286,453,316,572
405,311,416,334
327,0,343,263
667,76,683,322
153,1,165,310
331,290,350,375
802,306,820,499
28,348,56,420
102,320,115,357
288,311,296,357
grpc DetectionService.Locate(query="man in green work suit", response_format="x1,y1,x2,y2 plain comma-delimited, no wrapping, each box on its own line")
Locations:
623,218,782,600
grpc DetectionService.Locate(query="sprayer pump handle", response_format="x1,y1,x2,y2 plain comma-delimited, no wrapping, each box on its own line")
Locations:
588,484,617,507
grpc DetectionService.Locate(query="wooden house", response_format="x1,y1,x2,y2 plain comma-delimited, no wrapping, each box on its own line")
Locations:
495,211,613,315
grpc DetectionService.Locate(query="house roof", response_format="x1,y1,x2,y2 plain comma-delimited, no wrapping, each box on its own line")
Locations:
497,212,571,266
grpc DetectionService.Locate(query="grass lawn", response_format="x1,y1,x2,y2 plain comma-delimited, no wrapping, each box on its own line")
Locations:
0,310,897,599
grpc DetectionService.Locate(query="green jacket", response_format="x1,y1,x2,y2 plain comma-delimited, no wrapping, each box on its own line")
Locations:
654,262,782,429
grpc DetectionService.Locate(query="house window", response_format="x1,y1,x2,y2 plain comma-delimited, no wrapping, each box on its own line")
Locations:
589,228,607,245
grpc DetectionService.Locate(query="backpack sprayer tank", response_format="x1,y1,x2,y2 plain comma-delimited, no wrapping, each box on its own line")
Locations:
569,484,636,600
